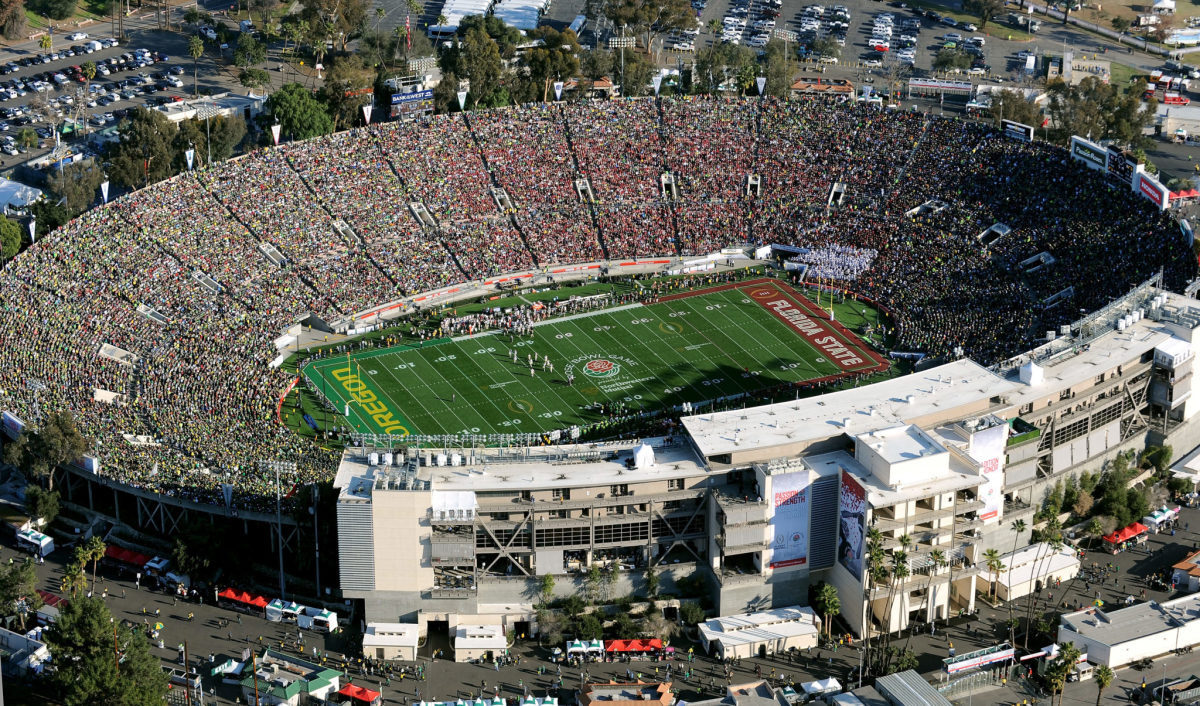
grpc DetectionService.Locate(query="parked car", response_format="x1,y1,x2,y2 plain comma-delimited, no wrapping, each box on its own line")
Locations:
66,31,88,41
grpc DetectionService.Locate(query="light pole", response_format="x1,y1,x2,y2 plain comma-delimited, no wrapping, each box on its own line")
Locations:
259,460,297,600
195,103,219,168
609,30,635,96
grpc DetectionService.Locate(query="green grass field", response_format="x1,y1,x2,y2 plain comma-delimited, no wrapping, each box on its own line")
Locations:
299,279,887,440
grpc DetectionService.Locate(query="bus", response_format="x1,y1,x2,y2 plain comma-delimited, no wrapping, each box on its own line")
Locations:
568,14,587,35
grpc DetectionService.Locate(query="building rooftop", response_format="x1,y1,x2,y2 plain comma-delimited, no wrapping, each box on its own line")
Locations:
454,624,507,650
363,623,420,648
809,451,979,507
335,437,708,498
979,543,1080,588
874,670,953,706
1060,592,1200,646
681,360,1011,459
578,682,673,706
855,425,947,465
699,606,821,651
1173,549,1200,579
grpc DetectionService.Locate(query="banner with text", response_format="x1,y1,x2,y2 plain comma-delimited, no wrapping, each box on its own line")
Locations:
769,469,812,568
1138,172,1169,212
967,421,1007,523
1069,136,1107,171
838,473,867,578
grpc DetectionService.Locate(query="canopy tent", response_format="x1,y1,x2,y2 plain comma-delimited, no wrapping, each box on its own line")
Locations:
801,678,842,696
1155,0,1176,10
1103,522,1149,545
586,639,605,653
0,178,42,213
35,589,66,609
604,639,665,652
217,588,269,609
104,545,152,568
566,640,587,654
338,684,382,704
1172,189,1200,201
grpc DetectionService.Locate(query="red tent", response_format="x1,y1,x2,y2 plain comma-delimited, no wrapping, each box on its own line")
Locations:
337,684,382,704
1103,522,1149,544
217,588,269,610
604,639,665,653
36,589,67,608
103,546,152,568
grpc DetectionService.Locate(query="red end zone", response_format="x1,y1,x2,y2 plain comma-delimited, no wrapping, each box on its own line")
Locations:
652,278,888,381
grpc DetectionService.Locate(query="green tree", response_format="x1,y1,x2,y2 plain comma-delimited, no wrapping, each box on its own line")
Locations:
208,115,247,162
585,564,603,605
39,35,52,55
83,536,105,593
320,54,376,129
761,38,793,98
616,47,654,97
536,605,565,644
81,61,96,91
45,596,169,705
38,0,76,21
24,485,59,524
1046,641,1081,706
239,67,272,91
432,70,460,113
60,561,86,599
693,42,755,94
933,48,973,73
3,412,90,490
0,558,41,631
679,601,706,625
963,0,1004,28
814,582,840,639
644,566,660,598
16,127,36,150
0,215,21,260
983,548,1004,601
605,0,696,56
1112,16,1131,32
0,0,26,39
46,162,104,216
264,83,333,141
299,0,370,51
576,613,603,639
538,573,556,605
523,26,582,102
106,108,176,188
812,37,842,60
234,33,267,68
188,35,205,97
1094,664,1114,706
460,25,506,108
1046,76,1155,147
580,48,613,84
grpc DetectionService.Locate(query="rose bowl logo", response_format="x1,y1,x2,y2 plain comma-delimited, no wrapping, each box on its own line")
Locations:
583,359,620,379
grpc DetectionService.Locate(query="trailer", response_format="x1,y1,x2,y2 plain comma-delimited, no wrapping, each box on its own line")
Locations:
16,528,53,557
265,599,339,632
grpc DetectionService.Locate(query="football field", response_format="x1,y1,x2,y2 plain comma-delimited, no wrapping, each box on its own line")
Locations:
301,279,886,439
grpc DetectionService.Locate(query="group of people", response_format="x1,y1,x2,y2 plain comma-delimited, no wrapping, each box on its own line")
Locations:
0,95,1190,504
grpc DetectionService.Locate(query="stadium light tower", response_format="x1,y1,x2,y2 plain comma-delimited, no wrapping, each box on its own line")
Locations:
609,30,636,95
260,460,297,600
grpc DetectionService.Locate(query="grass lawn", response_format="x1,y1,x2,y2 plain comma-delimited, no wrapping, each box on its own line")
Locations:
299,279,888,440
1109,60,1142,85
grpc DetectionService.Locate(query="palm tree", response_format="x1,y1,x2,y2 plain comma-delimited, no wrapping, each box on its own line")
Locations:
815,582,840,640
1006,519,1026,624
1048,641,1082,706
189,35,204,98
926,548,946,623
407,0,422,18
83,536,105,593
1024,518,1063,649
435,13,449,29
61,562,86,598
1094,664,1114,706
372,7,385,31
39,34,51,54
983,548,1004,602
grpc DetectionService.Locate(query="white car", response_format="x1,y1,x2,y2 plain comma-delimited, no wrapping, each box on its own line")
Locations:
818,55,838,63
967,67,986,75
863,59,882,67
199,26,217,40
969,36,985,46
66,32,87,41
962,23,978,31
671,41,694,51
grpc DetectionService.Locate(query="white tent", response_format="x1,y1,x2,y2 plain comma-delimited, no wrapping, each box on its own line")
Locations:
0,179,42,213
801,678,841,696
1155,0,1176,11
633,443,655,469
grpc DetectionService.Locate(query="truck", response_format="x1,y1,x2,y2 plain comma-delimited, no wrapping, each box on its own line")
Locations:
16,528,53,557
265,599,339,632
84,40,103,54
1008,12,1042,31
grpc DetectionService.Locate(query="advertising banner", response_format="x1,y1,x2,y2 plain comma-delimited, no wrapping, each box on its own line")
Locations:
1,411,24,440
1106,145,1136,186
391,89,434,119
769,469,812,568
1002,119,1034,142
1069,136,1107,171
967,422,1007,523
1138,172,1169,211
838,473,867,578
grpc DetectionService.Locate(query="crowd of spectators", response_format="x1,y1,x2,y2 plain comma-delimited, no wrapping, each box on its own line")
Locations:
0,96,1189,504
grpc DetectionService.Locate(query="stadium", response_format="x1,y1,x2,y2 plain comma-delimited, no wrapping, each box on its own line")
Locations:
1,96,1198,637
